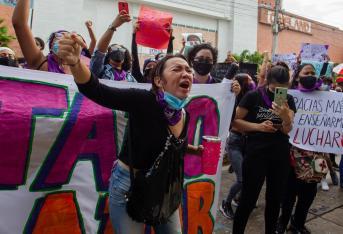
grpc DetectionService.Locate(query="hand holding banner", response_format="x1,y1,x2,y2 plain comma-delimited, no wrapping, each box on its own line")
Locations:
136,6,173,49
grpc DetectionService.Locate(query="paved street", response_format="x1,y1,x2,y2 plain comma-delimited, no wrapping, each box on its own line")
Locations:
215,165,343,234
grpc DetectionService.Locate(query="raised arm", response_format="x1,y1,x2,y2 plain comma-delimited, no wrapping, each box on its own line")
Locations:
85,20,97,55
131,22,144,82
12,0,45,69
258,51,269,87
58,33,147,112
96,12,131,53
167,29,174,54
179,37,186,55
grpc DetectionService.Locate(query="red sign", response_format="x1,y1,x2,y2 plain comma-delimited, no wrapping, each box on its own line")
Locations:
136,6,173,49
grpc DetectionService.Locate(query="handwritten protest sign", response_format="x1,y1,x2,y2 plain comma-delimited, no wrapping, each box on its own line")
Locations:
210,63,232,82
136,6,173,49
239,62,258,80
300,43,329,62
182,33,203,57
272,53,297,71
0,66,235,234
301,60,334,77
183,33,203,46
288,90,343,155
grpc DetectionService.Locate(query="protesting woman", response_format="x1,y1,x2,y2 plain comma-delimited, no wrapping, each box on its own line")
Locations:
277,64,337,234
90,12,135,82
220,73,256,219
232,65,296,234
187,43,241,95
56,32,202,233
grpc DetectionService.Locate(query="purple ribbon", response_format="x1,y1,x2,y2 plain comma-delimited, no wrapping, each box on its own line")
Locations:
156,91,182,126
193,75,214,84
258,86,272,108
113,69,127,81
47,53,65,74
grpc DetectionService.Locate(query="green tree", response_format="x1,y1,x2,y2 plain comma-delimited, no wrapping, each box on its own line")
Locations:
0,19,15,47
233,50,264,65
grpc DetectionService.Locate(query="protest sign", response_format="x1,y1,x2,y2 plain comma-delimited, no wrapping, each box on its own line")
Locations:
211,63,233,82
288,90,343,155
301,60,334,77
300,43,329,62
0,0,34,8
0,65,235,234
272,53,297,71
136,6,173,49
239,62,258,80
182,33,203,57
182,33,203,46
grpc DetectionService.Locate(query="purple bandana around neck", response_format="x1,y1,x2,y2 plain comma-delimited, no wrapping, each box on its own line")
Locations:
193,75,214,84
113,69,127,81
298,79,323,92
156,91,182,126
47,53,65,74
258,86,272,108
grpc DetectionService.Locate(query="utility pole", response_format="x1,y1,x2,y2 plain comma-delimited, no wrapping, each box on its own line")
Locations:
271,0,282,58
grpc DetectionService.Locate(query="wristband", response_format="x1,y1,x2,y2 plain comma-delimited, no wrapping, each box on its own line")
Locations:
108,24,117,32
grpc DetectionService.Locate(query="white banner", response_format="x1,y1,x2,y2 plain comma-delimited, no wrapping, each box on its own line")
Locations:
0,66,235,234
289,89,343,155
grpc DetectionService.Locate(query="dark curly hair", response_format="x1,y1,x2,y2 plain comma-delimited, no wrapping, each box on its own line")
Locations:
187,43,218,67
105,44,132,72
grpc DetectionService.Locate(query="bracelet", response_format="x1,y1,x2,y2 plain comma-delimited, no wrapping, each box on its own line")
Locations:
108,24,117,32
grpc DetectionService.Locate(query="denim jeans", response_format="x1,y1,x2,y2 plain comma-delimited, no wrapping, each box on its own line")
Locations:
108,163,182,234
225,131,245,203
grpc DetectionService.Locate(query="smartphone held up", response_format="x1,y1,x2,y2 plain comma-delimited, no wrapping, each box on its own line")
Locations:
274,87,288,106
118,1,129,14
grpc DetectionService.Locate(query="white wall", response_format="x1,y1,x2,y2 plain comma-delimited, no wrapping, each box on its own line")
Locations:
230,0,258,53
31,0,258,58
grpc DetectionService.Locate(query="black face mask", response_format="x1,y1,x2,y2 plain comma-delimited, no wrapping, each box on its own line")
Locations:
0,57,18,67
299,76,317,89
109,50,125,63
193,61,213,76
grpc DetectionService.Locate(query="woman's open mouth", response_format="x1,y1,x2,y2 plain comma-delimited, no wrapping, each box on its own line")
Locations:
179,80,191,90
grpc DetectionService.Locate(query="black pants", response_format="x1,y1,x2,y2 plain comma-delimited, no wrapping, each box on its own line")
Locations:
279,169,317,229
232,141,290,234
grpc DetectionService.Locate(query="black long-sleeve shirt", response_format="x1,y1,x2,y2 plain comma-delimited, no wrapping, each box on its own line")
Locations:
131,33,174,83
77,74,189,169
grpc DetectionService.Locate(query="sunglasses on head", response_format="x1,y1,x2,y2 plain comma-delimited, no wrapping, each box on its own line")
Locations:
110,46,126,53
